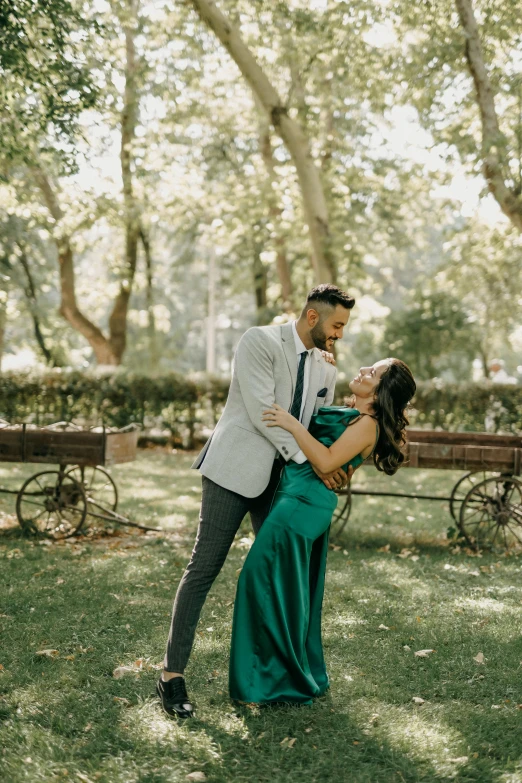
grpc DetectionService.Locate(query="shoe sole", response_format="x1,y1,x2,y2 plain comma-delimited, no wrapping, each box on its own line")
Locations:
155,683,194,719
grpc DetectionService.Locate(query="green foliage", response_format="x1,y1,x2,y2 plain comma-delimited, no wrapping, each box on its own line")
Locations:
0,0,100,165
1,372,521,438
0,371,199,443
381,289,479,379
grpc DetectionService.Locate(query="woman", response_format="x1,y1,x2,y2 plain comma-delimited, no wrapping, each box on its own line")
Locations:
229,358,416,705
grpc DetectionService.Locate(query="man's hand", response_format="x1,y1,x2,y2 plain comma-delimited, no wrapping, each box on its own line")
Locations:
312,464,353,491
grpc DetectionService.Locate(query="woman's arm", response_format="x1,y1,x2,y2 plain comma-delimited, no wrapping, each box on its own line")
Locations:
262,404,376,474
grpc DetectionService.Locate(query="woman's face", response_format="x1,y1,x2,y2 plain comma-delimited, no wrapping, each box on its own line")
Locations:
349,359,391,398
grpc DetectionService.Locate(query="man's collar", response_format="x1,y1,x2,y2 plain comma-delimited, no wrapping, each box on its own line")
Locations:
292,320,314,355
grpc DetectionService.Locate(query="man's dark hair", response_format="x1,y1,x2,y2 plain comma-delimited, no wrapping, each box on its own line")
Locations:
305,284,355,312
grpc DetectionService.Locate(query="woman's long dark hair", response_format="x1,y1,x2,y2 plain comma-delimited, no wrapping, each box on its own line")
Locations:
371,359,416,475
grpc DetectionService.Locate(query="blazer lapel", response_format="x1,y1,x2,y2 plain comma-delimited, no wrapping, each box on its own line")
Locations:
280,322,297,395
302,348,322,426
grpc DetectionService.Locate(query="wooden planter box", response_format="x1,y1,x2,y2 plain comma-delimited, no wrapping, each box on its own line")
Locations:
0,426,138,466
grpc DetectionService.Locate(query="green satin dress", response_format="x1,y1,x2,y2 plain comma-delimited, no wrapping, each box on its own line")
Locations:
229,407,367,705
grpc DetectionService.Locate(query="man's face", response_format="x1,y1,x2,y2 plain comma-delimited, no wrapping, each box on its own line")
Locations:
309,304,350,351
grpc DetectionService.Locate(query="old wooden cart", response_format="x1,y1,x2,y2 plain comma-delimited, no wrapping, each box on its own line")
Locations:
0,421,147,539
332,429,522,551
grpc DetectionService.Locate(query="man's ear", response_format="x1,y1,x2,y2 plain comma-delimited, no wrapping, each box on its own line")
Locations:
306,307,320,328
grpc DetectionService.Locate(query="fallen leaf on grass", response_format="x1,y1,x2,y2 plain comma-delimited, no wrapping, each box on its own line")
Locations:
35,649,59,658
0,664,4,670
56,578,65,585
113,696,131,706
378,544,391,553
287,738,297,748
403,646,411,652
305,728,313,733
473,652,485,665
63,655,75,661
410,555,420,562
397,549,412,559
414,649,436,658
112,666,138,679
113,657,161,678
186,774,207,782
412,696,425,705
378,624,390,631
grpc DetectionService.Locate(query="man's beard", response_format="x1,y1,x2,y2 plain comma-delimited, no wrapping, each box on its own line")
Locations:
310,320,335,351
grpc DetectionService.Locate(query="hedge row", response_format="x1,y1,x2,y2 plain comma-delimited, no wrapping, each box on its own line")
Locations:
0,371,520,448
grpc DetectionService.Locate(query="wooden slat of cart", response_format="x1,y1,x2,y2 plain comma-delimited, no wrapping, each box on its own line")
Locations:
403,442,520,473
406,430,521,448
24,431,105,466
0,427,138,466
0,429,24,462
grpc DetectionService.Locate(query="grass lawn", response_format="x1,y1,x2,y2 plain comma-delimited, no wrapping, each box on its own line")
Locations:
0,452,521,783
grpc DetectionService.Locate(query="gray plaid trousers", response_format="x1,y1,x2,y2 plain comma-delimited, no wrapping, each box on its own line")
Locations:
163,462,282,673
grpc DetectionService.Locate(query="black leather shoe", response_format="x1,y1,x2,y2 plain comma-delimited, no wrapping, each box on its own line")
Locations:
156,676,194,719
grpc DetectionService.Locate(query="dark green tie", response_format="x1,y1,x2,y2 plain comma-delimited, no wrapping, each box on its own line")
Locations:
290,351,307,420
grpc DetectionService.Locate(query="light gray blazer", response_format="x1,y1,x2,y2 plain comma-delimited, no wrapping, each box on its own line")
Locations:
192,321,337,497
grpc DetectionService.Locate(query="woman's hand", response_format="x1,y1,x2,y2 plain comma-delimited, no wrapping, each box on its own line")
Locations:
321,350,336,366
262,403,298,433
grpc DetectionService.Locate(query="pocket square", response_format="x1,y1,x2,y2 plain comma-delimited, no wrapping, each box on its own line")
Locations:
317,387,328,397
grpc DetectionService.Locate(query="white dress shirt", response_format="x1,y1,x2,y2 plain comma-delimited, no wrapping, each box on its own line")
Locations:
291,321,314,464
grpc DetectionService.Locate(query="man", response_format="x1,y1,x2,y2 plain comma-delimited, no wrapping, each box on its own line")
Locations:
157,284,355,718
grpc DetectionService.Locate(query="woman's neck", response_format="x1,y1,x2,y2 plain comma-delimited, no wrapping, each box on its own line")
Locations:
349,394,375,416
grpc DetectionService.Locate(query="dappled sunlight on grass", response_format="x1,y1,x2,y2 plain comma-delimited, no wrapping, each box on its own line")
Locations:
1,451,521,782
497,768,522,783
351,699,468,774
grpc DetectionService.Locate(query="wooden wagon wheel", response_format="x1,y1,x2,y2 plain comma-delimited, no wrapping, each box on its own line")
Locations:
458,474,522,551
330,488,353,540
16,470,87,539
450,470,500,523
65,465,118,511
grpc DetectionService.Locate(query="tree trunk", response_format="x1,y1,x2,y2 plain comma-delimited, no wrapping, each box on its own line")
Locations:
109,0,140,362
31,166,120,365
190,0,336,283
31,0,142,367
0,275,7,374
139,225,159,370
255,98,294,310
455,0,522,231
252,243,269,324
17,244,62,366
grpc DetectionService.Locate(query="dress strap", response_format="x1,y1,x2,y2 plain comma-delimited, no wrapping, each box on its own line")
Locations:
348,412,379,460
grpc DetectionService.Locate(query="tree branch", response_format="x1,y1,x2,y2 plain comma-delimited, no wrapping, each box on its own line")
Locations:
455,0,522,230
31,164,119,364
190,0,336,282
